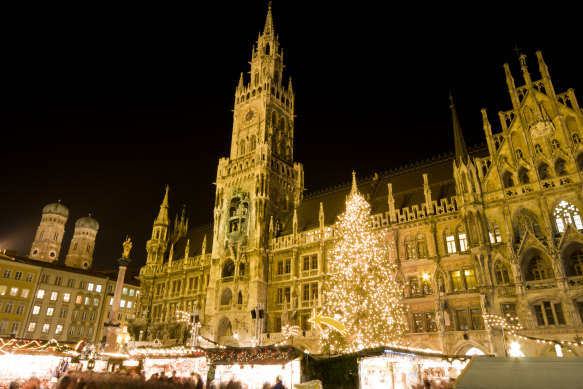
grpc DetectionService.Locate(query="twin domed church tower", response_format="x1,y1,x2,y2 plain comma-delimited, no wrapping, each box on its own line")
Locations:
29,200,99,269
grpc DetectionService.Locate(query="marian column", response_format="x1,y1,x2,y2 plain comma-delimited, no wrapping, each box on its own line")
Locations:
103,236,132,353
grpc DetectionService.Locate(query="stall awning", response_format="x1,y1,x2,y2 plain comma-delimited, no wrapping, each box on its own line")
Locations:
455,357,583,389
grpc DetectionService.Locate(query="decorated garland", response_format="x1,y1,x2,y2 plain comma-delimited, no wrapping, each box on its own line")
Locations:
0,337,80,355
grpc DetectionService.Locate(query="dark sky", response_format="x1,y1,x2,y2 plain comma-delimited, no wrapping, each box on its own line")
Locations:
1,2,581,269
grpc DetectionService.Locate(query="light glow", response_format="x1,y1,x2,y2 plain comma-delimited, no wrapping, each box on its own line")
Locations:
322,174,407,353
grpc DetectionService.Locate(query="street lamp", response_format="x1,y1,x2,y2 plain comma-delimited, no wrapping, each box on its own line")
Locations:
176,304,201,347
250,303,265,346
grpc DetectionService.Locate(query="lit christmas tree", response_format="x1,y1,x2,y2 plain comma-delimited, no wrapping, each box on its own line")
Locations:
322,172,407,353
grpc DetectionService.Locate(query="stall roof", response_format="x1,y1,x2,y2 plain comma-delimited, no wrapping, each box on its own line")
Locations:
454,357,583,389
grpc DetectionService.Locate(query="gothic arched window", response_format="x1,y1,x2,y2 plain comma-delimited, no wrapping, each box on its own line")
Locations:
538,162,550,180
489,222,502,243
249,135,257,152
416,233,428,259
515,209,543,240
220,288,232,306
526,256,553,281
569,250,583,276
555,159,567,176
518,167,530,184
502,171,514,188
445,228,456,254
239,140,246,156
457,225,468,252
404,235,415,260
239,263,245,276
494,261,512,284
554,200,583,233
222,260,235,278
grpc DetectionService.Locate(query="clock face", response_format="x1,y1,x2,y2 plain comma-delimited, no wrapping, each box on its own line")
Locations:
243,107,257,125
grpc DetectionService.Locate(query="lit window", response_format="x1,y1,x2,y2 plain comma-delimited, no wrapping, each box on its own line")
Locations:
32,306,40,315
129,289,134,296
46,307,54,317
50,291,58,301
55,324,63,335
127,301,133,309
120,300,126,308
446,235,456,254
405,237,416,260
87,283,94,292
63,293,71,302
122,287,128,295
464,269,477,289
489,223,502,243
451,271,463,291
417,234,428,258
458,233,468,252
554,200,583,233
96,284,102,293
109,297,113,306
0,286,6,296
41,324,50,334
21,289,30,298
93,298,99,306
36,289,45,299
9,287,18,297
27,322,37,332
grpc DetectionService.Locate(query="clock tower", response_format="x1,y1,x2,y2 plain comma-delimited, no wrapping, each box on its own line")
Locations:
206,3,304,345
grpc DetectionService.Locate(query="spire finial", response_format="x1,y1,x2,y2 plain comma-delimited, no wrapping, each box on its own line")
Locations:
351,171,358,194
263,1,274,35
155,186,170,225
449,92,469,166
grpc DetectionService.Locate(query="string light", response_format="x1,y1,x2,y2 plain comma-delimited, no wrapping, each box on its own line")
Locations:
321,175,407,353
0,338,79,355
483,313,583,347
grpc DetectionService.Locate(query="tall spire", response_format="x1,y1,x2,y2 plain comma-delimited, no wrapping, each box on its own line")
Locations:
263,1,274,35
450,93,469,166
156,186,170,226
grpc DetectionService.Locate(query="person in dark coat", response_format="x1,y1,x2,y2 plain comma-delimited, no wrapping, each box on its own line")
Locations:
272,376,285,389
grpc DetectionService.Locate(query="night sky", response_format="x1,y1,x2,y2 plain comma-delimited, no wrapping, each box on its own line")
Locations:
1,2,581,269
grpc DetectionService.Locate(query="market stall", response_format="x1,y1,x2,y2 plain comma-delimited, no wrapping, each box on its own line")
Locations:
208,346,302,389
357,346,469,389
0,338,79,388
130,345,208,379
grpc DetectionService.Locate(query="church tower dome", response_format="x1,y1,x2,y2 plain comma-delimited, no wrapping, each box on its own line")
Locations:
29,200,69,262
65,214,99,269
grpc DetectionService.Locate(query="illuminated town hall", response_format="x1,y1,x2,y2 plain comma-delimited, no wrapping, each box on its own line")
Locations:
134,5,583,357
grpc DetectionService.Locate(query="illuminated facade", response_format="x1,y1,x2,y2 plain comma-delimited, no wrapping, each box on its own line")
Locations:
0,254,41,337
135,5,583,357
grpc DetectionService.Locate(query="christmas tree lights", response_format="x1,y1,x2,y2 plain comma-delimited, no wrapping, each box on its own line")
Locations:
322,173,407,353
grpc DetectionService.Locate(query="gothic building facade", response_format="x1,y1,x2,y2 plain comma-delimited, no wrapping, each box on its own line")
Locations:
135,6,583,357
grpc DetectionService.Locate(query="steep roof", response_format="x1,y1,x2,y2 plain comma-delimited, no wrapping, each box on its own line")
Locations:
280,147,487,235
169,223,214,260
